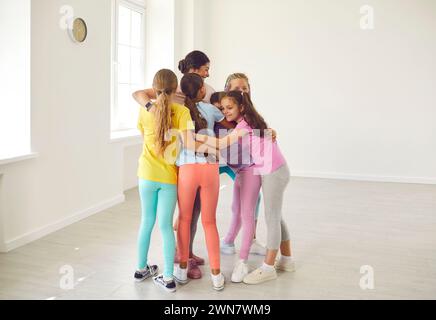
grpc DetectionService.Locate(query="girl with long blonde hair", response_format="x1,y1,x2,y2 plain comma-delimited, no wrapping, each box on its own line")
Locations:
132,69,194,292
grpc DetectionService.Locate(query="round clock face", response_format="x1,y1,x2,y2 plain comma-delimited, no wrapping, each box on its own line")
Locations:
72,18,87,43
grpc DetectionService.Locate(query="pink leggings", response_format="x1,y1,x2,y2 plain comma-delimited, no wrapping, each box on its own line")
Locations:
177,163,220,270
224,166,261,260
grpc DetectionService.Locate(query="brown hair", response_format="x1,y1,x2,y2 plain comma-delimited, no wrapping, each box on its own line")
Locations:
223,91,268,137
224,73,251,93
180,73,208,133
178,51,210,75
152,69,178,155
210,91,226,106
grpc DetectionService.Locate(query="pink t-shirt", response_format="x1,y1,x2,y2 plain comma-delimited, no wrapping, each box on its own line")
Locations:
174,82,215,105
236,119,286,175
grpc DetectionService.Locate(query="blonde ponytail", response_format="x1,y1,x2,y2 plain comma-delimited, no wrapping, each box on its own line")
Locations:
154,91,172,156
152,69,178,156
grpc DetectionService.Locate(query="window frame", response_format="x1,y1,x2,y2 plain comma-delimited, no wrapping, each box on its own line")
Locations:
111,0,146,139
0,0,32,162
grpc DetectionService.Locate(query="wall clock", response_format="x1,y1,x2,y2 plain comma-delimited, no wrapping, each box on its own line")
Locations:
70,18,88,43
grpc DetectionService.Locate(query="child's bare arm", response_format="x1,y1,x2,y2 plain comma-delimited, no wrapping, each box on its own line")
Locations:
195,129,248,150
218,119,236,130
180,130,219,156
132,89,156,107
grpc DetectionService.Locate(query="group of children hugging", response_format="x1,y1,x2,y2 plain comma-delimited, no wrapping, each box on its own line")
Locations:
132,51,295,293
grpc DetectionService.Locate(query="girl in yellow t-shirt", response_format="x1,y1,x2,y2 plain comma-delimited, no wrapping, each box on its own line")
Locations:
133,69,194,293
134,51,216,277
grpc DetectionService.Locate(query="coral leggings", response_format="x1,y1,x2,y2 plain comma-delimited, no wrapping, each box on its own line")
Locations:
177,163,220,270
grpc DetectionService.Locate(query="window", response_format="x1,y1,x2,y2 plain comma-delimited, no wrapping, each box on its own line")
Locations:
0,0,31,160
111,0,146,136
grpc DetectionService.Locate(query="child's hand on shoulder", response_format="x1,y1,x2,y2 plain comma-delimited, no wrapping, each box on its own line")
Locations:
267,128,277,142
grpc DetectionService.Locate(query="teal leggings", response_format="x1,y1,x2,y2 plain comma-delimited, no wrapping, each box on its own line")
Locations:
137,179,177,278
219,166,236,180
219,166,261,219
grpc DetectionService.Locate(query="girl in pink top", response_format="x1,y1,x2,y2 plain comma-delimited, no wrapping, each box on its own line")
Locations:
196,91,296,285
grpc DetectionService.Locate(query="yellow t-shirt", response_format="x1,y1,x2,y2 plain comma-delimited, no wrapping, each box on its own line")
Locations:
137,103,194,184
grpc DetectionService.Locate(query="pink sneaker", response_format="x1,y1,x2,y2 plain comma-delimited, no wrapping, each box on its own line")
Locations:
187,258,202,279
190,254,205,266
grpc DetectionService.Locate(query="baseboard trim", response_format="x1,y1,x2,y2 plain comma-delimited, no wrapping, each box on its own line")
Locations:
1,194,125,253
124,182,138,192
292,171,436,185
0,242,7,253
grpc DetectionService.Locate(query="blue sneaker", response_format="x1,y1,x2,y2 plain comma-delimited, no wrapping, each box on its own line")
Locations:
134,265,158,282
153,275,177,293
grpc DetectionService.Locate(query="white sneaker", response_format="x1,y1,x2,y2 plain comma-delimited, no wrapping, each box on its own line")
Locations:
231,260,249,283
275,257,296,272
173,264,188,284
249,240,266,256
243,267,277,285
220,238,236,255
211,273,225,291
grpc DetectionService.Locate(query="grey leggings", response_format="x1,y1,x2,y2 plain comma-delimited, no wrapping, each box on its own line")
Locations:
261,164,291,250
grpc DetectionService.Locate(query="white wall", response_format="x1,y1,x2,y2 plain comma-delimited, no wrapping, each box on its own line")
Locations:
123,144,141,191
0,0,188,251
197,0,436,184
144,0,175,84
0,0,31,251
0,0,127,252
0,175,4,251
174,0,195,72
173,0,210,79
123,0,178,192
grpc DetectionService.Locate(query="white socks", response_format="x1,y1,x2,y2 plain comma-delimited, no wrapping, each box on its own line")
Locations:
176,265,188,280
211,273,223,281
261,262,275,273
279,255,293,264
